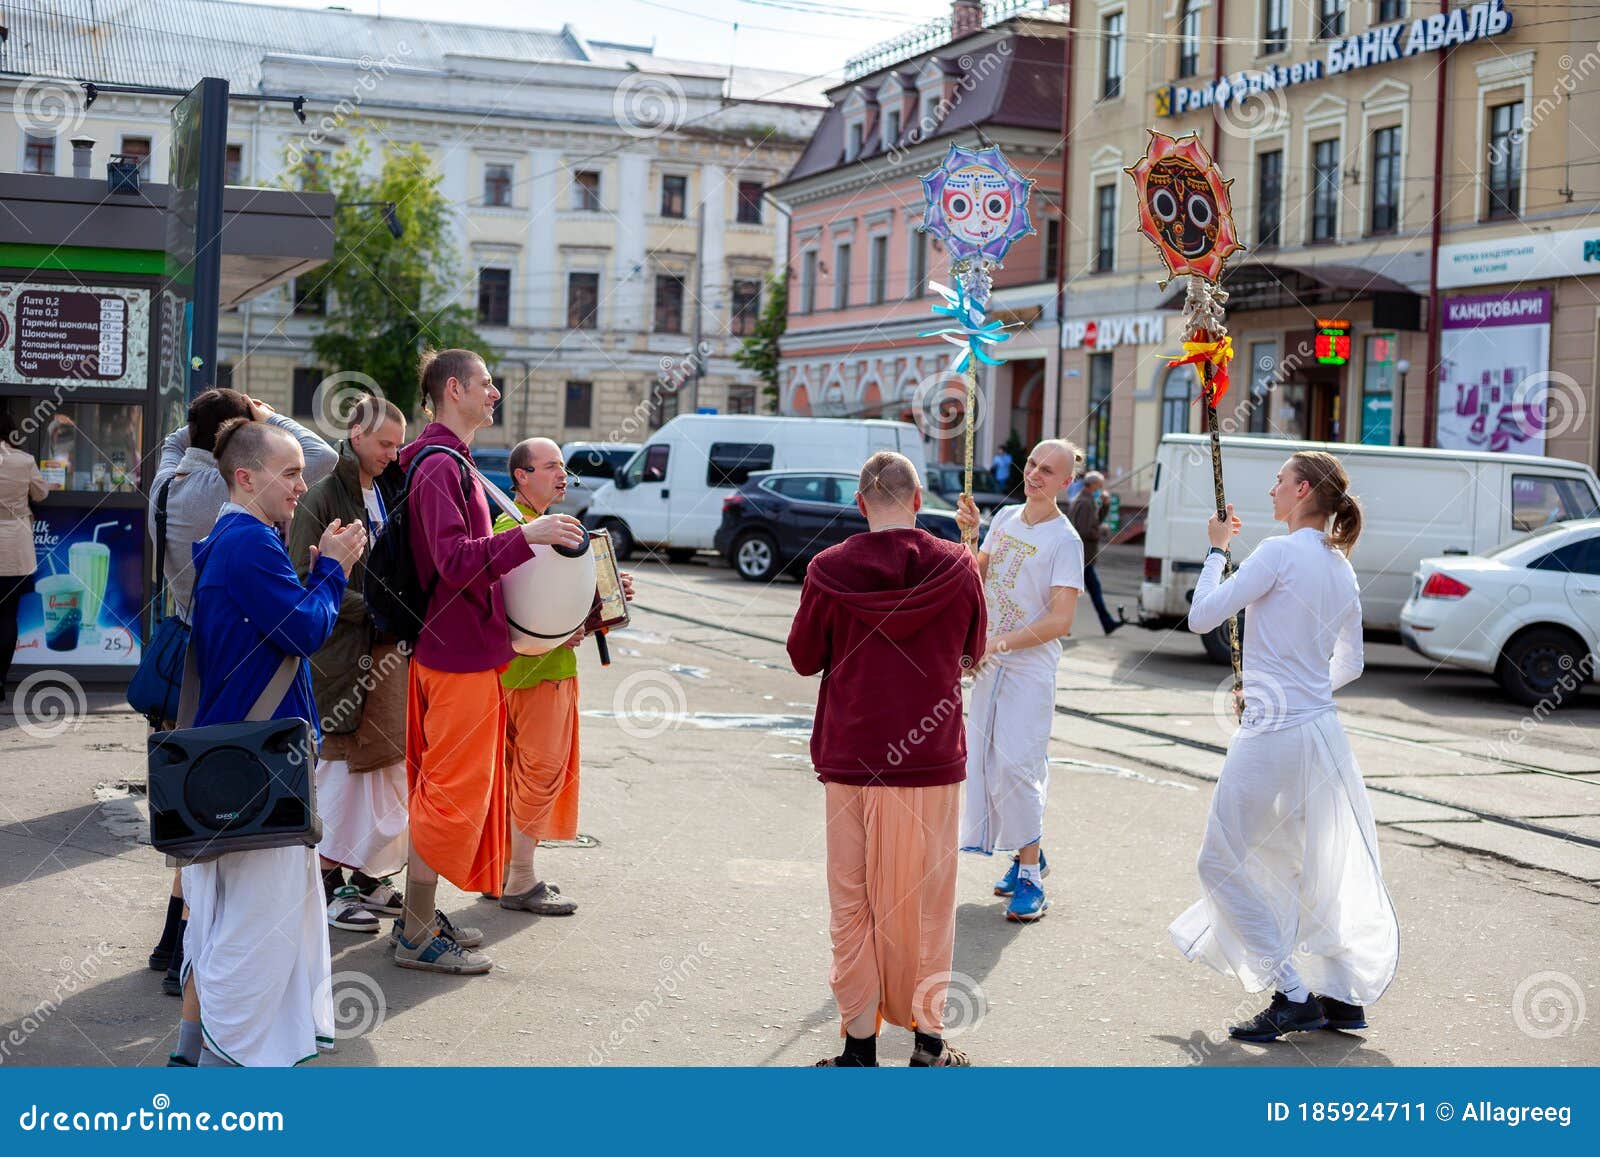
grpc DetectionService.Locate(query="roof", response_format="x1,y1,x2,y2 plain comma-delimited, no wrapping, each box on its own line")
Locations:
0,0,825,107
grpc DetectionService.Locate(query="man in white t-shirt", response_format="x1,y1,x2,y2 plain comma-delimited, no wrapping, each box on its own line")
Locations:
955,440,1084,922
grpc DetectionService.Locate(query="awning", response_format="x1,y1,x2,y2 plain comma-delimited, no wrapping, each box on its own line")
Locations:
1157,259,1423,327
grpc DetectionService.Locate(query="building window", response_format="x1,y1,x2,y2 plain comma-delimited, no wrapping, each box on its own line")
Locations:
292,277,327,316
483,163,513,207
728,385,757,415
661,174,687,218
215,363,235,391
921,94,942,130
120,136,152,178
23,134,56,174
649,388,680,430
1161,365,1195,436
1262,0,1289,53
1370,126,1401,235
1257,149,1283,248
224,144,243,184
908,229,927,296
566,272,599,329
1179,1,1202,79
1377,0,1405,21
292,367,324,417
573,170,601,211
1318,0,1346,38
477,268,511,327
1102,12,1125,100
1310,138,1340,243
1247,340,1276,433
868,235,888,305
1086,353,1114,473
1044,217,1060,282
654,274,685,332
731,278,761,336
847,122,864,161
563,381,593,429
801,250,818,313
833,242,852,310
736,180,764,224
884,108,901,146
1094,184,1116,273
1486,101,1523,220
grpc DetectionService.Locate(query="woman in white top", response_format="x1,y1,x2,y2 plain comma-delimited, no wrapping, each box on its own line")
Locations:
0,411,49,701
1169,450,1399,1043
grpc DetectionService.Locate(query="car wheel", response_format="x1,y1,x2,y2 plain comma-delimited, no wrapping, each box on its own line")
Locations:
732,531,780,582
1199,614,1243,665
1495,627,1588,708
602,519,634,562
666,547,697,565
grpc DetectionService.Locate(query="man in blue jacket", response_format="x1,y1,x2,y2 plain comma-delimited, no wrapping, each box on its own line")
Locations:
170,418,366,1067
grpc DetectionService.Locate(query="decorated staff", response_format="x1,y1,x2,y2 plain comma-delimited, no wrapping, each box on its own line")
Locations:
918,144,1034,550
1125,130,1245,707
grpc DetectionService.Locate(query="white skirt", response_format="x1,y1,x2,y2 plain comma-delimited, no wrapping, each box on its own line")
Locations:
182,845,334,1067
314,758,408,879
960,664,1055,856
1169,710,1400,1006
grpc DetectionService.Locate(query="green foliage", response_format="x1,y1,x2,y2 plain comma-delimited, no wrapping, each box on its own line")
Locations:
288,137,492,419
733,270,788,407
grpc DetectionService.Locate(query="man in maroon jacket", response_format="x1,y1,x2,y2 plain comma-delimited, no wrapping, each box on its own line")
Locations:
787,451,987,1067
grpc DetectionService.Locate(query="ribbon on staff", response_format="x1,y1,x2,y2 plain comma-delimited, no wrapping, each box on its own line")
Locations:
920,279,1013,373
1167,335,1234,405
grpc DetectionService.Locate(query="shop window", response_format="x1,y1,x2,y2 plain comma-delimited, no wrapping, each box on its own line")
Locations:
1086,353,1114,473
20,402,144,492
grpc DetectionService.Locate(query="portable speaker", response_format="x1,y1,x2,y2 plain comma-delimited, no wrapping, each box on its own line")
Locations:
147,719,321,860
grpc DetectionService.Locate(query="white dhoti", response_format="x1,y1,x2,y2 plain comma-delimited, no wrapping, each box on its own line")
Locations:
960,664,1055,856
182,845,334,1067
1168,710,1400,1006
314,758,408,878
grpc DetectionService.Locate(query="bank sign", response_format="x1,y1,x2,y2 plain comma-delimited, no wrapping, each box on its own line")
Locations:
1158,0,1514,118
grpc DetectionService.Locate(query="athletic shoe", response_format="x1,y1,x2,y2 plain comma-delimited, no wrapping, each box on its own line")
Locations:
500,881,577,916
357,878,405,917
1314,994,1368,1031
393,928,491,975
390,910,484,949
165,1053,196,1068
1228,992,1329,1042
328,885,381,933
993,851,1049,897
1005,876,1049,922
161,937,184,997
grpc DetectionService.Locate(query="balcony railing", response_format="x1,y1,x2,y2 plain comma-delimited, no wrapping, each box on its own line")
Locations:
842,0,1055,82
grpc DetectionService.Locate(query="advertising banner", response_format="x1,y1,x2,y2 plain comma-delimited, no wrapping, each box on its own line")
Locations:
1435,290,1551,455
13,504,145,668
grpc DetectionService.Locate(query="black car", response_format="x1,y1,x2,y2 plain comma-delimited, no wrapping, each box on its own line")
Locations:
926,464,1011,513
714,470,968,582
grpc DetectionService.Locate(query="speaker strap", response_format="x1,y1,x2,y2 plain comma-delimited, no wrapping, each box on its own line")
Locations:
177,646,299,729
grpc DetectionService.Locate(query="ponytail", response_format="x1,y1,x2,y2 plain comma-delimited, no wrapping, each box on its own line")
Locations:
1328,490,1363,556
1288,450,1363,556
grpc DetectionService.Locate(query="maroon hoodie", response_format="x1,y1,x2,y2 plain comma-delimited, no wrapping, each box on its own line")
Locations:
787,527,986,787
400,422,533,673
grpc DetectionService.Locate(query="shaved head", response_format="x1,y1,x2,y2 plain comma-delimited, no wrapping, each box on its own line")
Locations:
858,451,920,508
509,436,568,512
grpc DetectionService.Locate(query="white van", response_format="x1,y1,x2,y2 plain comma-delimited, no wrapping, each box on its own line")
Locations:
1139,434,1600,660
584,414,931,560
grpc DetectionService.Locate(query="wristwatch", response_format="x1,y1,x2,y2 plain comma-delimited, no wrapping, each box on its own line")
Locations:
1206,546,1228,560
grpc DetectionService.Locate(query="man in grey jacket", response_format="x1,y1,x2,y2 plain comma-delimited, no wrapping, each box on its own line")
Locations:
144,387,337,1003
1066,471,1120,636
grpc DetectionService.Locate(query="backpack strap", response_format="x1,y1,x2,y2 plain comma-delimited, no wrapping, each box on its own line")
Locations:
402,446,475,605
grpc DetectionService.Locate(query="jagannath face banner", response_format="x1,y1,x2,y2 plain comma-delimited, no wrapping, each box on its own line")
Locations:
919,144,1034,265
1124,131,1242,283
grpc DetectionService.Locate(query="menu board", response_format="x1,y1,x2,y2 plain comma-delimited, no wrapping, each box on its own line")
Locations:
0,283,150,391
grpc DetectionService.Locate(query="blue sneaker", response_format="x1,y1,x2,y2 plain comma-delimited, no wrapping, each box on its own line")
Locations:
393,928,491,975
1005,876,1049,922
993,852,1049,897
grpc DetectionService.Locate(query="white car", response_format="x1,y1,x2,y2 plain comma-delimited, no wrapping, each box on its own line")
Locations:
1400,519,1600,707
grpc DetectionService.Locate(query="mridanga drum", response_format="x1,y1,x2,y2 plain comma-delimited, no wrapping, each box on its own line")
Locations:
504,526,597,655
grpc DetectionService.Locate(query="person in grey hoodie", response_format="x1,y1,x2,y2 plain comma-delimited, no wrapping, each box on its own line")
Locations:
143,387,337,1003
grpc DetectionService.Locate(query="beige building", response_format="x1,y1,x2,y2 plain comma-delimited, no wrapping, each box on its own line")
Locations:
0,1,825,447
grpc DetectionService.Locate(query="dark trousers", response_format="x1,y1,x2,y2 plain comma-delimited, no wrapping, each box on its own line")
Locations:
1083,563,1117,633
1,574,29,691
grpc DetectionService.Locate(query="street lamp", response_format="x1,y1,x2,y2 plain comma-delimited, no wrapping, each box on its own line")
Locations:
1394,358,1411,446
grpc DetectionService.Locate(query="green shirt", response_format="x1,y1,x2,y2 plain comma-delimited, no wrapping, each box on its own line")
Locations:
495,504,579,689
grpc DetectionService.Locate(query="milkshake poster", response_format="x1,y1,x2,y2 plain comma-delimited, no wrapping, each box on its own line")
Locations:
14,505,145,668
1435,289,1553,455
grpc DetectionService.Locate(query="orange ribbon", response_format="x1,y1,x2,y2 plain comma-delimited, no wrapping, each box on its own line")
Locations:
1167,336,1234,406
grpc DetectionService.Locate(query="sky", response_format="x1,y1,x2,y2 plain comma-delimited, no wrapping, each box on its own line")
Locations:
243,0,959,82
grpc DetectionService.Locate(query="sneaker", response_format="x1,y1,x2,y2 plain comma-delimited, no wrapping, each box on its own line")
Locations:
357,878,405,917
500,881,577,916
328,885,381,933
390,910,484,950
993,852,1049,897
1314,994,1368,1031
1228,992,1329,1042
393,928,491,975
1005,876,1049,922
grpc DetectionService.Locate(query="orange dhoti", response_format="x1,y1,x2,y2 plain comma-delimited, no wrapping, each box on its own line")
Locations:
504,677,580,841
404,661,509,896
824,780,961,1034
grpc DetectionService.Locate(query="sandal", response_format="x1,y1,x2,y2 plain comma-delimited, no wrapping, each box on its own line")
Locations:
812,1056,877,1067
909,1043,971,1067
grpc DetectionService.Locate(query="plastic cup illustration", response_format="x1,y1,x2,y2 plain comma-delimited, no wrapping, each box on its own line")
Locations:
69,541,112,648
38,574,86,652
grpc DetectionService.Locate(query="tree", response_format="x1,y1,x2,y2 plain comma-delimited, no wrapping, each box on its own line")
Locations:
733,270,787,410
290,138,491,419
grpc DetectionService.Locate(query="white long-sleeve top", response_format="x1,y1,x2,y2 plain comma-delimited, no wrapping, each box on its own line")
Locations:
1188,527,1363,732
